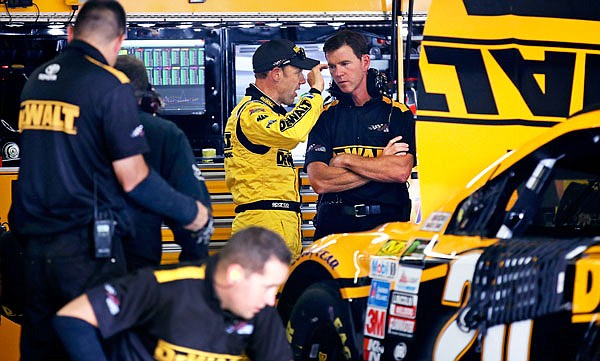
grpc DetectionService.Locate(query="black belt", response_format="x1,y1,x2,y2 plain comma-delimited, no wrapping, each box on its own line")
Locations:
339,204,398,218
235,200,301,213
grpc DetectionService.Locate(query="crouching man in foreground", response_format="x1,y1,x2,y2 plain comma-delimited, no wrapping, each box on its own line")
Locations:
53,227,293,361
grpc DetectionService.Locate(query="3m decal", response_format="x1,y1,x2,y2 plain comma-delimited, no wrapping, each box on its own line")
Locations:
364,306,387,339
368,280,391,309
370,257,398,280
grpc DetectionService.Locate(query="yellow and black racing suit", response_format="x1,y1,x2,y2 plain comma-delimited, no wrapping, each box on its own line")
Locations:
224,84,323,258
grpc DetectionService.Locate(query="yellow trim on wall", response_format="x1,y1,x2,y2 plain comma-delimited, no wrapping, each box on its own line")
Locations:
3,0,430,15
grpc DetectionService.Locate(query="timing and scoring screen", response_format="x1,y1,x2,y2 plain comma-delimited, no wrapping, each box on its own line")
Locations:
119,39,206,115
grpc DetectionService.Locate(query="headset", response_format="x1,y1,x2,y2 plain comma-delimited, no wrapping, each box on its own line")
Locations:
328,68,392,100
138,83,164,115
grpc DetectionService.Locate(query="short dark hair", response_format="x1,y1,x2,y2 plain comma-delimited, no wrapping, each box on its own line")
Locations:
114,55,149,96
219,227,292,273
323,29,369,59
73,0,126,42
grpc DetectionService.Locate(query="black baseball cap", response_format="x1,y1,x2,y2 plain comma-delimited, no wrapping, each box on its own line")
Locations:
252,39,320,73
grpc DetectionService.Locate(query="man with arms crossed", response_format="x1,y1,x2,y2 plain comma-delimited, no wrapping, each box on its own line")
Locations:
305,30,416,239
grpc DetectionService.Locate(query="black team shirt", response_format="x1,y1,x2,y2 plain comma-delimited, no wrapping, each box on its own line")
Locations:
13,40,149,237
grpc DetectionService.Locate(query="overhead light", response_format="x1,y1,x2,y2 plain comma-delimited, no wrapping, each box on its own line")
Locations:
201,22,220,28
266,22,282,28
6,22,24,27
48,28,66,36
48,23,65,29
177,22,193,29
327,22,345,28
138,23,155,28
299,22,317,28
238,22,253,28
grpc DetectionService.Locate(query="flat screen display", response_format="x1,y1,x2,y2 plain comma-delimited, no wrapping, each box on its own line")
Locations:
120,39,206,115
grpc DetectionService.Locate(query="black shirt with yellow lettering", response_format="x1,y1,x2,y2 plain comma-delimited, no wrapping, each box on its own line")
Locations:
304,95,416,209
13,40,149,236
87,256,293,361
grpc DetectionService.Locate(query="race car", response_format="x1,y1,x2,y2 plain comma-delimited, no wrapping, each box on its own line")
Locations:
277,106,600,361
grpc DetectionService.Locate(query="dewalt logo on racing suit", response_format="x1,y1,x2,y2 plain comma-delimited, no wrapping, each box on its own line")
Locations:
280,98,312,132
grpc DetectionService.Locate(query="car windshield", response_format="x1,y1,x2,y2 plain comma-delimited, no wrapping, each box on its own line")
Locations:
447,128,600,238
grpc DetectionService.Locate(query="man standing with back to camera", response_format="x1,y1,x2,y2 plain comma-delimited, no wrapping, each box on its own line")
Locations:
11,1,209,359
305,29,416,239
114,55,214,270
224,39,327,259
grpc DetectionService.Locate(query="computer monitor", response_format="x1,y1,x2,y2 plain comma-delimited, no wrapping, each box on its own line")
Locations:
120,39,206,115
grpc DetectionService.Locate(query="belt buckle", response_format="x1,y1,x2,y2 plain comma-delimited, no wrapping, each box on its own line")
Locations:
354,204,367,217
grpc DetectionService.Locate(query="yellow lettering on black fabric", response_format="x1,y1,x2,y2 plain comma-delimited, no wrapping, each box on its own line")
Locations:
154,339,245,361
280,99,312,132
154,265,206,284
18,100,80,135
333,146,382,158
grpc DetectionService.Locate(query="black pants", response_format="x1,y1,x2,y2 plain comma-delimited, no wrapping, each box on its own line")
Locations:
20,227,127,361
313,202,410,240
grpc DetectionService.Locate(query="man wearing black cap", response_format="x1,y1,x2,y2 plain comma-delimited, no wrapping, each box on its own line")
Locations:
224,39,327,260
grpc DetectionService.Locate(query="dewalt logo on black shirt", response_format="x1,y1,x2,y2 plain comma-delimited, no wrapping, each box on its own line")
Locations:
18,100,80,135
333,146,382,158
154,339,245,361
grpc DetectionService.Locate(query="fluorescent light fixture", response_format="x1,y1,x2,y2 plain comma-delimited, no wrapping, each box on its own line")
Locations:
5,22,24,27
48,28,66,35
